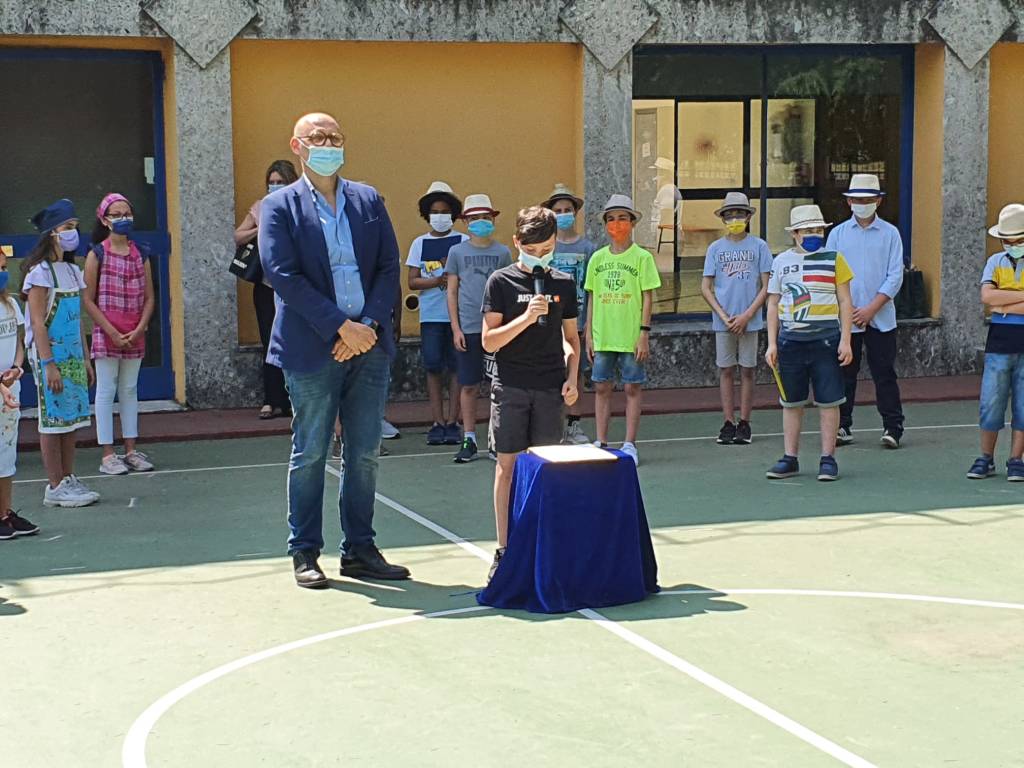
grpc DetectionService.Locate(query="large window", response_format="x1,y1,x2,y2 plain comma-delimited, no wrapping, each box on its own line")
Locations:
633,46,913,318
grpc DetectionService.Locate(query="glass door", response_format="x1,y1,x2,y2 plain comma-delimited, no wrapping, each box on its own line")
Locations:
0,48,173,404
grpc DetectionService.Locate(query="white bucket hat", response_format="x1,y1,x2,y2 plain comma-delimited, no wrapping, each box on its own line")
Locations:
989,204,1024,239
462,193,500,218
784,204,831,232
418,180,462,217
843,173,885,198
714,191,756,217
600,194,642,222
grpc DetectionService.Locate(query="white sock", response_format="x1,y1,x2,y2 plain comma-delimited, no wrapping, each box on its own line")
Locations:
623,441,636,449
465,431,477,444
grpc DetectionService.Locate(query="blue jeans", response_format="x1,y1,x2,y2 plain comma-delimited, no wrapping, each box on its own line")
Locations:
979,352,1024,432
283,346,389,556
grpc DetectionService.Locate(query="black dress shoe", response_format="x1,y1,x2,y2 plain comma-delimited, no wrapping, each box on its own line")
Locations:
292,550,328,589
340,545,411,580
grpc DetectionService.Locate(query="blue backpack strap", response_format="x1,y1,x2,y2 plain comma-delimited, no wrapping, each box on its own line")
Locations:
91,241,105,263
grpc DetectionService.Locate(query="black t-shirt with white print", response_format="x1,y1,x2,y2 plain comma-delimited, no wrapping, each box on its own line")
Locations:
481,264,578,390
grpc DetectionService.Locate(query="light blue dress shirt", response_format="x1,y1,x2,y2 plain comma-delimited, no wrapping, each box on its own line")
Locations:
825,215,904,333
304,175,365,319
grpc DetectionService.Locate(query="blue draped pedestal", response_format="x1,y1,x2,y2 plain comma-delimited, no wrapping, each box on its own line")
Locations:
478,449,659,614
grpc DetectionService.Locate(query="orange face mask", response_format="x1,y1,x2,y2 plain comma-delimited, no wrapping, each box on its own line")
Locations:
606,220,633,242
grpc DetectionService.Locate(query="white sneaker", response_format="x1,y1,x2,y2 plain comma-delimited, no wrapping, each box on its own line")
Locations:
100,454,130,476
562,421,590,445
381,419,401,440
43,477,95,508
124,450,154,472
67,475,100,503
621,442,639,466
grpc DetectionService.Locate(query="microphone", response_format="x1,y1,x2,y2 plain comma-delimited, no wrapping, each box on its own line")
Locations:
532,265,547,327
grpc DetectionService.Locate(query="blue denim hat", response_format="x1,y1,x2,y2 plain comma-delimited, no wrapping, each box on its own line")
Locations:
31,198,77,234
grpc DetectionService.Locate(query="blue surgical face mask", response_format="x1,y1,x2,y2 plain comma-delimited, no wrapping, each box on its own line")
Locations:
301,143,345,177
1006,244,1024,260
467,220,495,238
267,183,286,194
110,217,134,236
799,234,824,252
56,229,80,253
0,272,10,292
518,249,554,271
555,212,576,231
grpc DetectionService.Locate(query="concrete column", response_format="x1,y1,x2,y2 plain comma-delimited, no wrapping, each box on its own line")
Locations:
582,49,632,239
172,45,258,407
940,51,990,372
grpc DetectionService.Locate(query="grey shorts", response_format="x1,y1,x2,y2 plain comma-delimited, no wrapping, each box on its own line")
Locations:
716,330,759,368
490,382,564,454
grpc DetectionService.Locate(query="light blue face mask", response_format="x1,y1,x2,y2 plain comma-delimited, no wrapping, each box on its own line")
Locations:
555,212,575,231
1006,244,1024,260
56,229,80,253
302,143,345,177
518,249,554,271
467,220,495,238
267,183,286,194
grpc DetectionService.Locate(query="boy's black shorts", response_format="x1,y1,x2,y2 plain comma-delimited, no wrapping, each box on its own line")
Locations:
490,382,564,454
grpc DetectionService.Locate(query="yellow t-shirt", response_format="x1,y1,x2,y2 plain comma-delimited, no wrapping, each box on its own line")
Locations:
584,243,661,352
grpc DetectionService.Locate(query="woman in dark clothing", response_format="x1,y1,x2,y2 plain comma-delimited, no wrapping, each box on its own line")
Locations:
234,160,298,419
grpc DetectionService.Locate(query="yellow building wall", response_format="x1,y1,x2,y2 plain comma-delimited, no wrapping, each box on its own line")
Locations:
911,43,944,316
988,44,1024,255
230,40,584,341
0,35,185,401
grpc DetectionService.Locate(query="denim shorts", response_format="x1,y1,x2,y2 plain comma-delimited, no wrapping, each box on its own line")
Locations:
591,351,646,385
777,335,846,408
420,322,456,374
979,352,1024,431
455,333,484,386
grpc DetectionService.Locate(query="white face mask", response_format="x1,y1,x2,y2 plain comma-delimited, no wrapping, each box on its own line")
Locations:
429,213,453,233
852,202,878,220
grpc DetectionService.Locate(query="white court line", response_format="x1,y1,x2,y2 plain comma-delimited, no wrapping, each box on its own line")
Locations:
658,588,1024,611
355,481,877,768
121,605,490,768
13,461,289,485
637,423,976,445
50,565,85,572
325,463,491,561
579,608,875,768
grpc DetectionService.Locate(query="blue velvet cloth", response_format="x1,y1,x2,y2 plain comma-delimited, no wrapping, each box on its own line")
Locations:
478,450,659,614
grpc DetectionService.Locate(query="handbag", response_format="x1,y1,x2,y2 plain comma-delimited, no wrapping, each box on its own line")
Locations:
230,240,263,284
895,267,928,319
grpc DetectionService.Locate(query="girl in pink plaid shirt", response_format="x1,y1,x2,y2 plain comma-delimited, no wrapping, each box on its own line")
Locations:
83,193,156,476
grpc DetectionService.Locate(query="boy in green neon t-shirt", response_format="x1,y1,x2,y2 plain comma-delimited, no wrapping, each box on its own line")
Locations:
584,194,661,466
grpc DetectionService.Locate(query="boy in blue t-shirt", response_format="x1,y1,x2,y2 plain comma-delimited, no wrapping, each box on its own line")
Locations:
701,192,773,445
969,203,1024,481
406,181,467,445
541,184,596,445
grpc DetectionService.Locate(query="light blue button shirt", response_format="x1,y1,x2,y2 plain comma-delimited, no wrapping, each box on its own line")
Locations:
825,215,904,333
304,175,364,318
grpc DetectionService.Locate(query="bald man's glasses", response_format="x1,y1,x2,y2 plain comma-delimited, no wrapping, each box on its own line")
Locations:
296,130,345,148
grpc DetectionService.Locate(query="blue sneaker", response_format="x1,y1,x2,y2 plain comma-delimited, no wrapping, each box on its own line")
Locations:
966,456,995,479
426,423,446,445
1007,458,1024,482
443,422,461,445
766,455,799,479
817,455,839,481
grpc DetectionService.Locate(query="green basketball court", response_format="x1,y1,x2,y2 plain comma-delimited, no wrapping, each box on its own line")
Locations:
4,400,1023,767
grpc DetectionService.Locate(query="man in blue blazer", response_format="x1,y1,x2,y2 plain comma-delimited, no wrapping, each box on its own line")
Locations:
259,112,409,588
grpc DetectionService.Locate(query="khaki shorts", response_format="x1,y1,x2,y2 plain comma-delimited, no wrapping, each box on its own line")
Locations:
716,330,759,369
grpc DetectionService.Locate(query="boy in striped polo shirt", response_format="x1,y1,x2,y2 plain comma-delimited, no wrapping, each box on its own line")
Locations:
765,205,854,481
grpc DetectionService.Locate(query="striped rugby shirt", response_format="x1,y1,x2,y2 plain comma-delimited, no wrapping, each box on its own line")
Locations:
768,248,854,341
